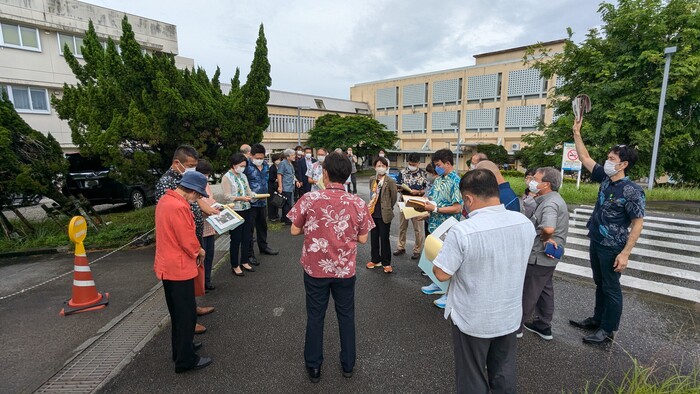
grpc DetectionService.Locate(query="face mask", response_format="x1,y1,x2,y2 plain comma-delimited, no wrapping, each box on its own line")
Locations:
305,153,312,159
435,166,446,176
317,155,326,163
375,167,387,175
528,180,540,194
296,150,303,156
470,164,476,170
604,160,620,177
235,166,246,174
378,153,385,158
426,174,436,183
347,151,353,156
407,165,417,172
252,159,264,166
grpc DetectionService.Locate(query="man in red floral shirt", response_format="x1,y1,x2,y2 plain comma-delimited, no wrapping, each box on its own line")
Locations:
288,152,375,383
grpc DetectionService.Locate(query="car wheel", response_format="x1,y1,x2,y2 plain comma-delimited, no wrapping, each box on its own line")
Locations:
129,189,145,209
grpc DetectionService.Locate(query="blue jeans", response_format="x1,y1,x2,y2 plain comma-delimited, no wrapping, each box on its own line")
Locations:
589,240,624,332
303,273,356,371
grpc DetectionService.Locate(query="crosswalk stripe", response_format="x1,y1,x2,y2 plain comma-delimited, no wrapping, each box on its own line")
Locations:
565,237,700,266
569,213,700,234
567,227,700,253
574,208,700,226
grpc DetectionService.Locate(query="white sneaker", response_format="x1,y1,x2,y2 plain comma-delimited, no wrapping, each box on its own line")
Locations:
421,283,445,295
433,294,447,309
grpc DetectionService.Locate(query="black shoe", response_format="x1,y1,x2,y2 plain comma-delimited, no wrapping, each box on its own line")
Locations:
393,249,406,256
411,252,420,260
342,367,353,378
583,328,614,345
176,356,212,373
232,267,245,277
261,247,279,255
248,256,260,266
242,264,256,272
524,322,553,340
205,284,216,291
193,341,202,351
569,317,600,330
306,366,321,383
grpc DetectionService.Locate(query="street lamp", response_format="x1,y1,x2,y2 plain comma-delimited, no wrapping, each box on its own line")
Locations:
296,106,311,146
648,46,676,190
450,121,461,171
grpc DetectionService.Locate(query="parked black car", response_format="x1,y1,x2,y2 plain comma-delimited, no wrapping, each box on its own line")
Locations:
63,153,158,209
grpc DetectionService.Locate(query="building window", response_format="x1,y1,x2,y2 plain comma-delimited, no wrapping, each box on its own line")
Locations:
2,85,51,113
265,114,315,133
507,69,546,99
314,99,326,110
401,113,426,134
402,83,427,108
467,74,500,103
0,23,41,51
376,87,397,110
57,33,84,57
431,111,459,133
432,78,461,105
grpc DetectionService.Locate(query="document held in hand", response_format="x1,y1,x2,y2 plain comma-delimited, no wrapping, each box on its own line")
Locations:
206,206,245,234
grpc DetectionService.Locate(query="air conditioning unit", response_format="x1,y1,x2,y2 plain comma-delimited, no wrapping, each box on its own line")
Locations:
511,143,521,151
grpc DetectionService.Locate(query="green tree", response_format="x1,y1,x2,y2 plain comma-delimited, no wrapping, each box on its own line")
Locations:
0,92,67,207
53,17,271,180
473,144,509,165
307,114,398,158
240,24,272,147
522,0,700,181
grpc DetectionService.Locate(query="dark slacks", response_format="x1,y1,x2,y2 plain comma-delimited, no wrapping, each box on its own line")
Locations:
200,235,216,287
267,192,280,220
303,273,356,372
589,240,624,332
281,191,294,223
370,216,392,266
350,173,357,194
452,324,517,394
520,263,556,331
163,279,198,370
248,205,269,258
229,209,252,268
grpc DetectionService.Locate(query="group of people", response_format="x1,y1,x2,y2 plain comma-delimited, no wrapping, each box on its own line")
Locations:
153,116,645,392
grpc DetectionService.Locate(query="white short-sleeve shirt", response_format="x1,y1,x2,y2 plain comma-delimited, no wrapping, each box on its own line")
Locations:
433,204,536,338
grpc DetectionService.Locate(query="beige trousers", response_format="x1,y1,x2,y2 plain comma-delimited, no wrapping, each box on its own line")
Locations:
396,213,424,254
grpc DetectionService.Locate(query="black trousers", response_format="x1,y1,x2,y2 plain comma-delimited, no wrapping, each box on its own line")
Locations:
304,273,356,371
200,235,216,287
452,323,517,394
590,241,624,332
350,173,357,194
281,191,294,223
229,209,252,268
267,192,280,220
248,206,269,258
370,216,392,266
163,279,198,371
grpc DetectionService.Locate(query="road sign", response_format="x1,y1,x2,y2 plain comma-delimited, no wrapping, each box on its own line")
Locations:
562,142,582,171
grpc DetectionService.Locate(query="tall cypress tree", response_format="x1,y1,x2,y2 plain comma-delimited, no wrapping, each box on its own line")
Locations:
241,24,272,145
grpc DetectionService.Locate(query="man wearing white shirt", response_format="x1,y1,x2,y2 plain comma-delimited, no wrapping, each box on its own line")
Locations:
432,169,535,394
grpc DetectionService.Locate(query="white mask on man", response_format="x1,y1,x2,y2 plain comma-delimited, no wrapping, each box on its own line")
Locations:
252,159,264,167
378,153,385,158
528,180,540,194
604,160,621,177
407,165,417,172
305,153,312,159
375,167,387,176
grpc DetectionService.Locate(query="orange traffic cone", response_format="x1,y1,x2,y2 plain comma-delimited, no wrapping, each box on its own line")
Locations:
60,216,109,316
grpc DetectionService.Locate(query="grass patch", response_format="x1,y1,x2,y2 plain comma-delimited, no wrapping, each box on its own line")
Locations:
0,206,155,253
581,359,699,394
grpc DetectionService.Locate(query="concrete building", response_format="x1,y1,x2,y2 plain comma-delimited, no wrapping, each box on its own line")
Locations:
350,40,565,171
0,0,194,150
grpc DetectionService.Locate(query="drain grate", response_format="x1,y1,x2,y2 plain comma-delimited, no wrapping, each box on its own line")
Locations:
35,286,168,393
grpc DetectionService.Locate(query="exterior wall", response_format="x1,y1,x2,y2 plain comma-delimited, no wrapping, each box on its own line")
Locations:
0,0,191,149
350,40,566,171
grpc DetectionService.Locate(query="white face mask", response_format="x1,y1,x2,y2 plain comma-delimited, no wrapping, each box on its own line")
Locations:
235,166,246,174
604,160,620,177
305,153,312,159
296,150,303,156
378,153,385,158
252,159,264,167
528,180,540,194
407,165,417,172
347,151,353,156
183,167,196,174
317,155,326,163
375,167,387,175
470,164,476,170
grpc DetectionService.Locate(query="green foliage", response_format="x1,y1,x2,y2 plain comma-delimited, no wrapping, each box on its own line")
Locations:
53,18,272,179
0,206,155,252
307,114,398,158
0,91,67,206
523,0,700,180
474,144,509,165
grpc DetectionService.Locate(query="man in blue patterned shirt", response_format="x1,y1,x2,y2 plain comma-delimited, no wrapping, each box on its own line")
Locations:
569,118,645,345
245,143,278,265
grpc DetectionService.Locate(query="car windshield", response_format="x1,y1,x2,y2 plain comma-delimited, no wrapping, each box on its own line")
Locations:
67,154,108,172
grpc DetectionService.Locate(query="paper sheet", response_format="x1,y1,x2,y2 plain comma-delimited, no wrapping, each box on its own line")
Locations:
417,217,459,292
398,202,430,220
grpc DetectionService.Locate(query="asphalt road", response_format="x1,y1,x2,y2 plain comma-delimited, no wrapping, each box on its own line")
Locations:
98,223,699,393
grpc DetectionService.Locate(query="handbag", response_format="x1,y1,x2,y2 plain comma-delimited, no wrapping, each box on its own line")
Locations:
194,262,205,297
270,191,287,208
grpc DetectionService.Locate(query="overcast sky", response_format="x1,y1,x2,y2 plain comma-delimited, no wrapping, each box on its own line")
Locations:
84,0,605,99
